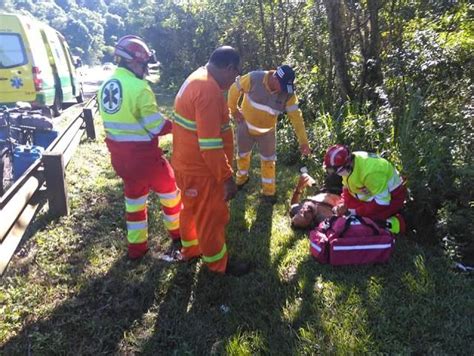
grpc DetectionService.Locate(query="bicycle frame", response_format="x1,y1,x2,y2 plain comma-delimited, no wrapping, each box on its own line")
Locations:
0,105,41,195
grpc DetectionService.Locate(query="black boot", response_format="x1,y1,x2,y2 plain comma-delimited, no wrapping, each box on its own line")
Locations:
225,259,251,276
261,194,277,205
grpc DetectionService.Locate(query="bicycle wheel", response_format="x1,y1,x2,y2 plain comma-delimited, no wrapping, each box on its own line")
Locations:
0,154,4,196
0,145,13,195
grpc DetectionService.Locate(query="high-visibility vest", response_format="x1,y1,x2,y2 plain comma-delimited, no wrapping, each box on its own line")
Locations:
343,152,403,206
245,71,291,115
98,67,167,142
228,71,309,145
239,71,291,133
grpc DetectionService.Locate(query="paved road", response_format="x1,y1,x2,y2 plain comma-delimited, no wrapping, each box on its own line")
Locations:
78,64,116,98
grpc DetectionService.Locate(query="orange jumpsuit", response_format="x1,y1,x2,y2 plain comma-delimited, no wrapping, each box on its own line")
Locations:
172,66,234,273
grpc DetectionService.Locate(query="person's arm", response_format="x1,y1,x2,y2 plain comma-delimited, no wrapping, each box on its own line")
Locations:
290,174,312,205
227,74,251,121
195,87,233,184
137,83,171,136
352,172,391,216
335,173,391,216
158,120,173,136
286,94,310,154
334,188,350,216
290,189,303,206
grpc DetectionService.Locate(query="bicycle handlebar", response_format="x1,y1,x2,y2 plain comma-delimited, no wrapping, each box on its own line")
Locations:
0,107,42,115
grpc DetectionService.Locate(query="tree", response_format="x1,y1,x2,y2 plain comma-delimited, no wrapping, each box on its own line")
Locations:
323,0,354,100
104,12,124,45
0,0,15,10
346,0,384,103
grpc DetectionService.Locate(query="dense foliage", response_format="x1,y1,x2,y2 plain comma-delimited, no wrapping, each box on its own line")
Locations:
1,0,472,262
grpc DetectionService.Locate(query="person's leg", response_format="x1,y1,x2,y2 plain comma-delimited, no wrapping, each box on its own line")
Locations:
344,185,407,220
151,156,181,240
386,213,406,234
343,185,407,233
383,185,408,233
123,179,150,259
386,185,407,217
193,176,229,273
257,130,276,196
174,171,201,260
236,121,255,186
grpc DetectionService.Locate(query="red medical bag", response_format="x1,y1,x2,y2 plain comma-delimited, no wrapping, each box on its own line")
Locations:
309,215,395,265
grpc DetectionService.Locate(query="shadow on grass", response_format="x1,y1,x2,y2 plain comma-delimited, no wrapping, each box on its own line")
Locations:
141,182,288,353
1,184,183,354
285,236,474,354
3,170,305,354
4,152,472,354
138,184,278,353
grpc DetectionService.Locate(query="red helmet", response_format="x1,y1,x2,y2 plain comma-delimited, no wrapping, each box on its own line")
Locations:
324,144,351,169
114,35,156,64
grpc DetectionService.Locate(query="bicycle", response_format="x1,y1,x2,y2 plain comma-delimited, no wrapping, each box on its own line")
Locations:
0,103,53,195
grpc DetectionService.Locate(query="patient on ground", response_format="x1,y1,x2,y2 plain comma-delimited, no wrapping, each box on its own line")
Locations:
289,172,342,229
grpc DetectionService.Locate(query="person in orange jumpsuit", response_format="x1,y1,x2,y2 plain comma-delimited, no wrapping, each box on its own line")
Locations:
172,46,250,276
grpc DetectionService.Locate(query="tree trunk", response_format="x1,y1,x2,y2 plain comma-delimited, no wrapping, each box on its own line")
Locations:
258,0,271,66
366,0,383,90
323,0,353,100
278,0,289,58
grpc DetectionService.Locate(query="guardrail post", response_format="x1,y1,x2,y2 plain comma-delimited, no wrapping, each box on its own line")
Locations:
43,152,69,217
83,108,96,140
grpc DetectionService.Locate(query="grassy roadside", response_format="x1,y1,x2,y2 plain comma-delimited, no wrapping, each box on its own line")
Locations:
1,106,473,354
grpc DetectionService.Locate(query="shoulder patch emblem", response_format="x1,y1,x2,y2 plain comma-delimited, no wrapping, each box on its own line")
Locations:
101,79,122,114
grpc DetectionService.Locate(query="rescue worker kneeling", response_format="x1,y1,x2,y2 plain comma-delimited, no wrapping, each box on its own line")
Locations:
324,145,407,234
98,35,181,259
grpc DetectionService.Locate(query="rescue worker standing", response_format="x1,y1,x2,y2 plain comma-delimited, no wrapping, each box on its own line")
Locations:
227,65,311,201
324,144,407,233
98,35,181,259
172,46,250,276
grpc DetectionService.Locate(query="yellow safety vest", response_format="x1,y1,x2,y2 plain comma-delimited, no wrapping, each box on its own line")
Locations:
227,71,308,145
98,67,167,142
343,152,402,205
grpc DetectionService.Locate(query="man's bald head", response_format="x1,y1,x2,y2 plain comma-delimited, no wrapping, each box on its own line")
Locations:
208,46,240,70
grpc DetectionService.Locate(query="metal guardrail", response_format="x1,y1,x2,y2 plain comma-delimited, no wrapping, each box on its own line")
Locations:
0,96,98,275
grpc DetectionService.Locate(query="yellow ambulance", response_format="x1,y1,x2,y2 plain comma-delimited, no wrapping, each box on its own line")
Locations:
0,13,83,116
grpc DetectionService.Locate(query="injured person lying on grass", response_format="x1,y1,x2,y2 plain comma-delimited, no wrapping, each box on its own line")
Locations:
289,172,343,229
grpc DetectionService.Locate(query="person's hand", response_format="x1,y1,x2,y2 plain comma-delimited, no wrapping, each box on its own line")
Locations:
223,177,238,202
297,174,311,190
233,110,244,123
299,143,311,156
332,203,348,216
159,119,173,136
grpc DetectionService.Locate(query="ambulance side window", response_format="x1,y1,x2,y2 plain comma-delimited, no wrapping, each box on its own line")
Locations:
0,33,27,68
